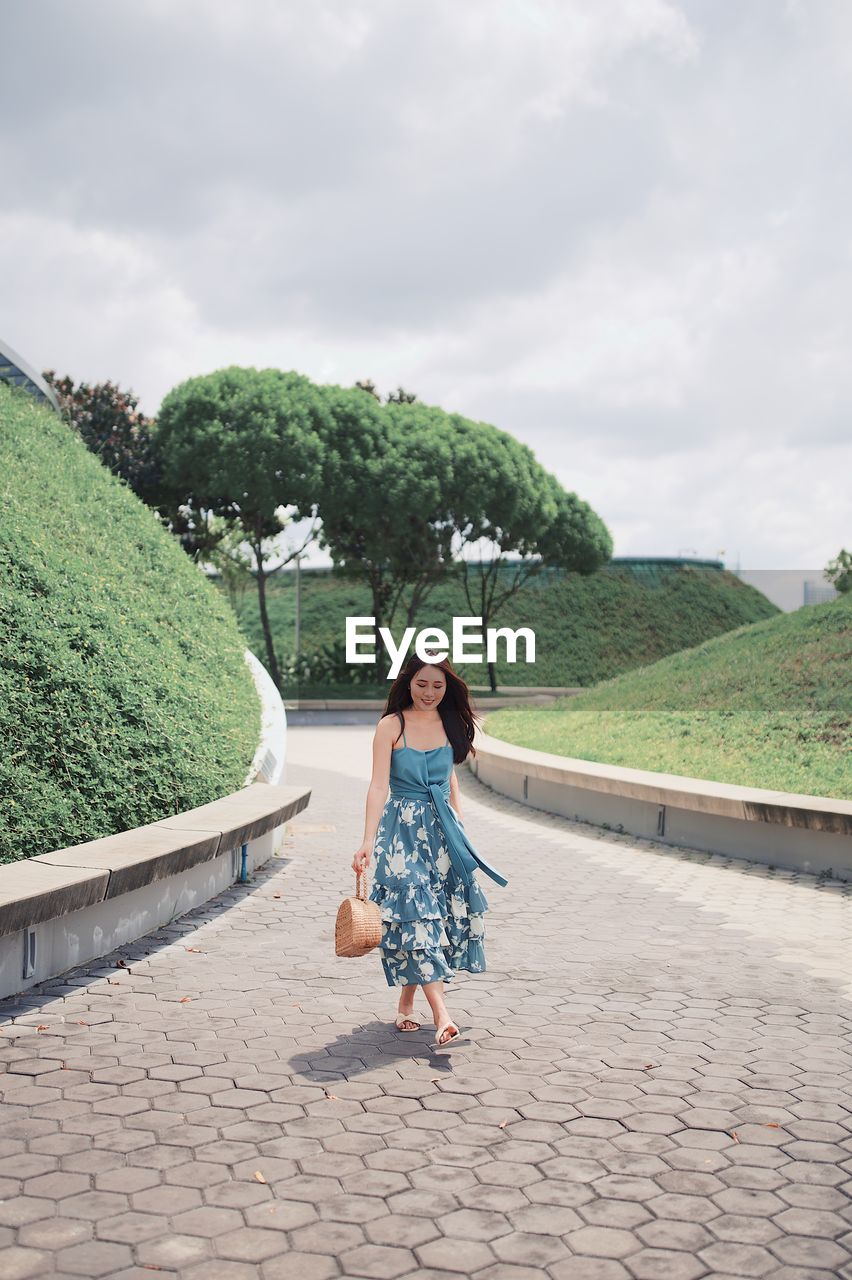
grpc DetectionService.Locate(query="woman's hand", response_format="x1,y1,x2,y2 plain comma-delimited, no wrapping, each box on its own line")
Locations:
352,843,372,874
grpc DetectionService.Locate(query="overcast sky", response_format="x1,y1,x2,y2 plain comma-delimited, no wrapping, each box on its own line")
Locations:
2,0,850,572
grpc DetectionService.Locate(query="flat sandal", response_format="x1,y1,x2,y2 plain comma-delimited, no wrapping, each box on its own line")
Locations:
430,1018,469,1050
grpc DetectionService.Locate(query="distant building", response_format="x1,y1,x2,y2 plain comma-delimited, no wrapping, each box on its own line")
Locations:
733,569,838,612
0,338,60,412
803,579,839,606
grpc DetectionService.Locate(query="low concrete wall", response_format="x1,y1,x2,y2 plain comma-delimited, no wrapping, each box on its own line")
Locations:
0,825,280,999
284,695,562,716
0,651,305,1001
470,731,852,879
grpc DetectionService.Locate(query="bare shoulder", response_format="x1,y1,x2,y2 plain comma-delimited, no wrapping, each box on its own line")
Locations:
376,712,401,743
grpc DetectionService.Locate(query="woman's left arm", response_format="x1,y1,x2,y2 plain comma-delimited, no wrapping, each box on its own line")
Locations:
449,767,463,823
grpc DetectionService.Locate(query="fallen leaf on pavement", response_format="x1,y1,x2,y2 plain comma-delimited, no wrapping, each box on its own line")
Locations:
254,1171,267,1183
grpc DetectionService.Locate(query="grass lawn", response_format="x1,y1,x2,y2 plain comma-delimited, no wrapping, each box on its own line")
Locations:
482,593,851,800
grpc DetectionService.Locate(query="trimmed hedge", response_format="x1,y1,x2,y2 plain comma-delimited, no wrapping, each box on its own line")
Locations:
230,560,780,692
0,384,261,863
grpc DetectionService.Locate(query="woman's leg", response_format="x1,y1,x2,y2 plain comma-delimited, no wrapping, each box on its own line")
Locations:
421,979,458,1044
397,979,420,1029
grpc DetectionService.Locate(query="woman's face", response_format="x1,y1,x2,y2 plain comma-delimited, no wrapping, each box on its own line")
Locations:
410,665,447,711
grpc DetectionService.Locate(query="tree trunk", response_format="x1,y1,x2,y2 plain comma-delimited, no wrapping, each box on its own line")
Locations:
487,659,498,694
371,577,391,683
255,558,282,690
374,611,390,683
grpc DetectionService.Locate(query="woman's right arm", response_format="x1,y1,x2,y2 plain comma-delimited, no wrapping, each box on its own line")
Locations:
352,718,394,872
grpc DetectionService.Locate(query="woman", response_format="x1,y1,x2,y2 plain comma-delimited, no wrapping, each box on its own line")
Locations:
351,654,508,1049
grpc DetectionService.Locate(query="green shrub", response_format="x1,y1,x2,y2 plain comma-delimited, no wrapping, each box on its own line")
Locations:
0,384,261,863
231,560,779,692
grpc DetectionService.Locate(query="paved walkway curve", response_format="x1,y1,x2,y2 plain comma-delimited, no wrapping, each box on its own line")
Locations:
1,725,851,1280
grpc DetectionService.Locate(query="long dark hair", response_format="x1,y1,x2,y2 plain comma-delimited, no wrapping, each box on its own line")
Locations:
382,654,478,764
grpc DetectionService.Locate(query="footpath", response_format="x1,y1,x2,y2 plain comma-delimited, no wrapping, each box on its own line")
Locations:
1,725,851,1280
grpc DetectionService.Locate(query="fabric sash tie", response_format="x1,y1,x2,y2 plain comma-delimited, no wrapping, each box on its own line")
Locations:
389,779,508,888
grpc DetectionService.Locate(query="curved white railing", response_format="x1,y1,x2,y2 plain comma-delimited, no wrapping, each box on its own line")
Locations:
243,648,287,785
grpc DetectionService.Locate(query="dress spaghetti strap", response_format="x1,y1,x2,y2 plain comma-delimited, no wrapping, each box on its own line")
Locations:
394,709,450,751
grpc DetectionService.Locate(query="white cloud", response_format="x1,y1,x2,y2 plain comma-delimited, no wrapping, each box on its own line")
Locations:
1,0,850,571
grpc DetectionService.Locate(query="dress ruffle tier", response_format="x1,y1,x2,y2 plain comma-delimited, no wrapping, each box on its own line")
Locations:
368,793,490,987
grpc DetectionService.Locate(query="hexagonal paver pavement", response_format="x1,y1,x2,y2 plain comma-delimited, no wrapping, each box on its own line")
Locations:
2,725,851,1280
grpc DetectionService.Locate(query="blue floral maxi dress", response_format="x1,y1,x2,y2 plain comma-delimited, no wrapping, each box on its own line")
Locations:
368,716,509,988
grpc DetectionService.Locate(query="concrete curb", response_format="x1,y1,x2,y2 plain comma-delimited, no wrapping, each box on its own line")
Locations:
469,729,852,879
0,659,306,998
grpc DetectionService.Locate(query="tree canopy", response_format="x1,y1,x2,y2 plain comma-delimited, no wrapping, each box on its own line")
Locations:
387,403,613,687
151,365,613,689
43,371,160,505
154,366,327,687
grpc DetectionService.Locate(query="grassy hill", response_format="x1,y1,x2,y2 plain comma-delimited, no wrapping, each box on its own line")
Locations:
228,560,780,693
483,593,851,799
0,384,261,863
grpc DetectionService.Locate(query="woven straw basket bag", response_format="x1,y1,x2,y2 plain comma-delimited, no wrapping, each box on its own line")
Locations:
335,868,382,957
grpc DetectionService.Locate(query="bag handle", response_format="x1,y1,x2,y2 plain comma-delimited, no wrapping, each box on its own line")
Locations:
355,868,370,900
